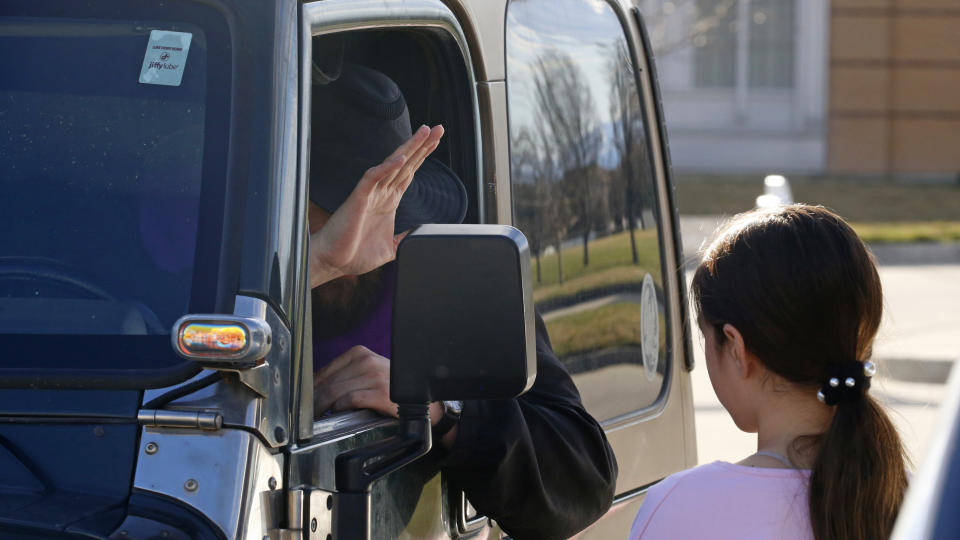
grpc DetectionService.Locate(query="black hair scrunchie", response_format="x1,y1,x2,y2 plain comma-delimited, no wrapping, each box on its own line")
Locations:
817,361,874,406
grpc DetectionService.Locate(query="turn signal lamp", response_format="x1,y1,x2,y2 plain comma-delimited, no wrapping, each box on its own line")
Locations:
172,315,272,368
180,324,248,355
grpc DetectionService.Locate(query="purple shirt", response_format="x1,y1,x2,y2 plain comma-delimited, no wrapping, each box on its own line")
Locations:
312,265,395,370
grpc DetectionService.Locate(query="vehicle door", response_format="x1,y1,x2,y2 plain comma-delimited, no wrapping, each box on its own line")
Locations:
286,1,492,538
502,0,697,535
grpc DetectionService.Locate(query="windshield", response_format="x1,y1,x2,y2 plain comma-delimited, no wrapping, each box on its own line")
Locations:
0,0,230,376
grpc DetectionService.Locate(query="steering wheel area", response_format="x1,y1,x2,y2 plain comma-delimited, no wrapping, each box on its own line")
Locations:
0,257,118,300
0,257,165,334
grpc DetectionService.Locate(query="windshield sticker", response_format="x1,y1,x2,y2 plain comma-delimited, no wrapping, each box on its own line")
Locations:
139,30,193,87
641,273,660,382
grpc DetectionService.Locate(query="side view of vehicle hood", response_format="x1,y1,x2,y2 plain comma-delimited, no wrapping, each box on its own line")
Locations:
0,390,140,538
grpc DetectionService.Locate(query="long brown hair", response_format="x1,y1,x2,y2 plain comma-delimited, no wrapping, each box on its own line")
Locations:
691,205,908,540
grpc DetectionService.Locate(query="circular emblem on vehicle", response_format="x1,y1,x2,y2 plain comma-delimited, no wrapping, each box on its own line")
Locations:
640,273,660,382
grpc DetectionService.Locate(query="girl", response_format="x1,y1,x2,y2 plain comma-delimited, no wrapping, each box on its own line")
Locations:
629,205,908,540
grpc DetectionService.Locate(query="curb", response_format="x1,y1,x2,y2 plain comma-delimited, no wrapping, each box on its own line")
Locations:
869,242,960,266
881,358,956,385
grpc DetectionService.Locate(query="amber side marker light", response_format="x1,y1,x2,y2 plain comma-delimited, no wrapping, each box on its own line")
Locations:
172,314,272,368
178,323,249,357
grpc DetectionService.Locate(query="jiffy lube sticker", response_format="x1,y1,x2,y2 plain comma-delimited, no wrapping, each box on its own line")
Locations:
641,273,660,382
139,30,193,86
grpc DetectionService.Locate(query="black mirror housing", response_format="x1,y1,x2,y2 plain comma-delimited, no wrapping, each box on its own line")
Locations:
390,225,536,404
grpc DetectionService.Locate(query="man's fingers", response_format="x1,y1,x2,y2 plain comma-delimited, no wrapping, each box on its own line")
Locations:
316,373,393,417
315,372,371,415
332,389,397,418
387,126,441,190
359,124,437,195
389,125,444,191
323,353,385,390
384,124,431,165
354,153,407,197
358,125,441,200
314,345,374,384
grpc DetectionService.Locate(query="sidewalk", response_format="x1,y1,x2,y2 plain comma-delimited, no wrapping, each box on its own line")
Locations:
689,337,949,468
679,215,959,468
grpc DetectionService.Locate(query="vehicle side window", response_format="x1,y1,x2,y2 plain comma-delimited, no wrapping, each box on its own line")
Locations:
309,30,479,229
306,28,479,425
506,0,669,421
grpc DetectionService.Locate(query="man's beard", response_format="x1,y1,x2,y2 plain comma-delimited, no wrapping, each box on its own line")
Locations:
311,267,386,338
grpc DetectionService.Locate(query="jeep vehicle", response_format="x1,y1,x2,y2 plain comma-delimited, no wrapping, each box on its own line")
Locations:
0,0,696,538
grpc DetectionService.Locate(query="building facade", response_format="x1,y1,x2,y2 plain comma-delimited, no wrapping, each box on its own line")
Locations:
641,0,960,179
830,0,960,177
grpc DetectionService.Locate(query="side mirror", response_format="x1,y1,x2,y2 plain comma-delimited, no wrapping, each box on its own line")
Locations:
334,225,536,540
391,224,537,403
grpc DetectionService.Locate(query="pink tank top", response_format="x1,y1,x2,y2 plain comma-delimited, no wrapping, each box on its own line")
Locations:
628,461,813,540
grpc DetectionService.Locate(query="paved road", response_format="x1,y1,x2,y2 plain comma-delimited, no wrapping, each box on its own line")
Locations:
874,264,960,366
679,216,959,468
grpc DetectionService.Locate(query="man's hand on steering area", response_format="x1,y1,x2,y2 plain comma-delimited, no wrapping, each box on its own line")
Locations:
313,345,457,448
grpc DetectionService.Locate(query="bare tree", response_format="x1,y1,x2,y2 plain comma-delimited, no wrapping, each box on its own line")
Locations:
531,50,601,268
511,127,552,284
608,39,644,264
534,115,572,284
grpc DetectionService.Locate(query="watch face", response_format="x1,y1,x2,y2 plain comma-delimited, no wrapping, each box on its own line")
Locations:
444,400,464,415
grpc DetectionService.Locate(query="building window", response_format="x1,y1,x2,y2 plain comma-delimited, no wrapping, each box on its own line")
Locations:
694,0,795,89
693,0,737,87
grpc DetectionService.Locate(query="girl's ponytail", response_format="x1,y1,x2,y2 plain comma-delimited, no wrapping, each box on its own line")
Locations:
809,396,909,540
692,205,909,540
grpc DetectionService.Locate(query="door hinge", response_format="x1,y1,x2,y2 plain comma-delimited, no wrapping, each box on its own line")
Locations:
137,409,223,430
267,488,335,540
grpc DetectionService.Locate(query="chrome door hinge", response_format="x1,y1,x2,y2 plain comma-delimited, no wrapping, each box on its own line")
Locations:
268,488,334,540
137,409,223,430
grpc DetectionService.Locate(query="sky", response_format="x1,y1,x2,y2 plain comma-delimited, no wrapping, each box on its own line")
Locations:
505,0,631,162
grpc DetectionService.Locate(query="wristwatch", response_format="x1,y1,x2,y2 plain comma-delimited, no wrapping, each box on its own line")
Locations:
432,400,463,438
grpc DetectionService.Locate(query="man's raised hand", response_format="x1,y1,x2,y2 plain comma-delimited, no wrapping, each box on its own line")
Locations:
309,125,444,287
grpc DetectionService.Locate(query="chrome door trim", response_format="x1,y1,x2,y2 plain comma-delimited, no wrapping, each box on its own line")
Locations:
300,0,487,223
289,416,400,491
478,81,512,225
311,409,394,438
273,0,305,320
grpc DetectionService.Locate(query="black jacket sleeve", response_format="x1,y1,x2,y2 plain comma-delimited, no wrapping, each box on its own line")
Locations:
437,313,618,540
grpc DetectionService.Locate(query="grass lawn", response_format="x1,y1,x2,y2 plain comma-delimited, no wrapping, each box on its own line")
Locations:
533,266,644,304
531,229,663,305
851,221,960,244
675,176,960,243
544,302,642,357
675,176,960,223
532,229,662,288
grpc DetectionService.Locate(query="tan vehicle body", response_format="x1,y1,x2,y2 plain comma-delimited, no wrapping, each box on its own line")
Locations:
296,0,698,537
